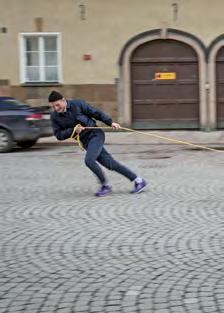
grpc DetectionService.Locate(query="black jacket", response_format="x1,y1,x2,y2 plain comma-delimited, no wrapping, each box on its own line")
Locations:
50,99,112,141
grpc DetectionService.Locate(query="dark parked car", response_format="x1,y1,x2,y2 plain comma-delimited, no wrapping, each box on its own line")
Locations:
0,96,53,152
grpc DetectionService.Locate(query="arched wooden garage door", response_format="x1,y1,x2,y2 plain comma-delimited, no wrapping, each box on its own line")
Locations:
131,39,199,129
216,47,224,128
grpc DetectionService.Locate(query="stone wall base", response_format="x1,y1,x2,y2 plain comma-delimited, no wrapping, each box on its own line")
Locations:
7,84,118,121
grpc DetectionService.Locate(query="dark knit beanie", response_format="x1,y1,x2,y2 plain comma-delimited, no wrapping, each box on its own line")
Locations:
48,90,63,102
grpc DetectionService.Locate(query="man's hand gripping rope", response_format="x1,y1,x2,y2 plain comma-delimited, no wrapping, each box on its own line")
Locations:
70,123,121,150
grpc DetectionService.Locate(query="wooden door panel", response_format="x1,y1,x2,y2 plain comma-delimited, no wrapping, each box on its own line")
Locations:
131,39,199,129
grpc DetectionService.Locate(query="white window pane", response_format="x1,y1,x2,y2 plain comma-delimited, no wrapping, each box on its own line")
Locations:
44,36,57,51
45,67,58,81
45,52,57,66
26,52,39,66
26,67,40,81
25,37,38,51
22,34,60,83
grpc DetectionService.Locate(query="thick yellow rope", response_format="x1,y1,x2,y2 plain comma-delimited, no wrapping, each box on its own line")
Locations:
70,124,84,150
70,124,224,153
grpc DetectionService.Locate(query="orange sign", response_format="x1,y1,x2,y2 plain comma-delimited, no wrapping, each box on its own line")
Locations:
155,72,176,80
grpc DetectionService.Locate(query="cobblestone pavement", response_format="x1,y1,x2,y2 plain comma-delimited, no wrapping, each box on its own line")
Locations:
1,139,224,313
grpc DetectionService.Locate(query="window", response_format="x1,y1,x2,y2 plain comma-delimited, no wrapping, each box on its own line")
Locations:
20,33,61,83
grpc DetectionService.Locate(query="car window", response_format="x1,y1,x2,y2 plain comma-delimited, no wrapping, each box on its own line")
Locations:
0,99,28,111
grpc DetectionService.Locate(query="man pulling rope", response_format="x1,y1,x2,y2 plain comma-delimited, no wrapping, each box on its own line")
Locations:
48,91,147,197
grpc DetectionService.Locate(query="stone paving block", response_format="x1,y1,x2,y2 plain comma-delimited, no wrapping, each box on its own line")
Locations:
1,143,224,313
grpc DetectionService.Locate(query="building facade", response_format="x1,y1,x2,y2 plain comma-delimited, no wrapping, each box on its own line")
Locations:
0,0,224,129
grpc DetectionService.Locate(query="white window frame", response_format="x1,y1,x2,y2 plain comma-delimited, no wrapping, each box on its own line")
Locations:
19,32,63,84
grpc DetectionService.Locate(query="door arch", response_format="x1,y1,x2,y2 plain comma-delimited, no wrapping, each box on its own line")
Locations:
208,35,224,129
119,29,207,129
216,46,224,128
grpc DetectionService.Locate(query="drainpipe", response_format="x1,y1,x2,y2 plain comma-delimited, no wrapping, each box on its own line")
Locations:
205,82,210,131
115,76,123,125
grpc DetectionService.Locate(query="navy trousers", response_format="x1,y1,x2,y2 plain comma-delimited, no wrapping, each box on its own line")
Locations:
81,129,137,185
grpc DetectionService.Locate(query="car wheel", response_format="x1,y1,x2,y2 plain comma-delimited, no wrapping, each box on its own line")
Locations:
0,128,13,153
17,140,38,149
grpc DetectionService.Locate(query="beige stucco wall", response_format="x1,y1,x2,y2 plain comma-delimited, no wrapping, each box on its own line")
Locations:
0,0,224,85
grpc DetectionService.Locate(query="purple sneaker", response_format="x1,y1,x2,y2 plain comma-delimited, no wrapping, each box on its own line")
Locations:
131,179,147,194
95,185,112,197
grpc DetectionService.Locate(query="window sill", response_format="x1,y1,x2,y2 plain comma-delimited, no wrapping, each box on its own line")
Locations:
21,82,62,87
